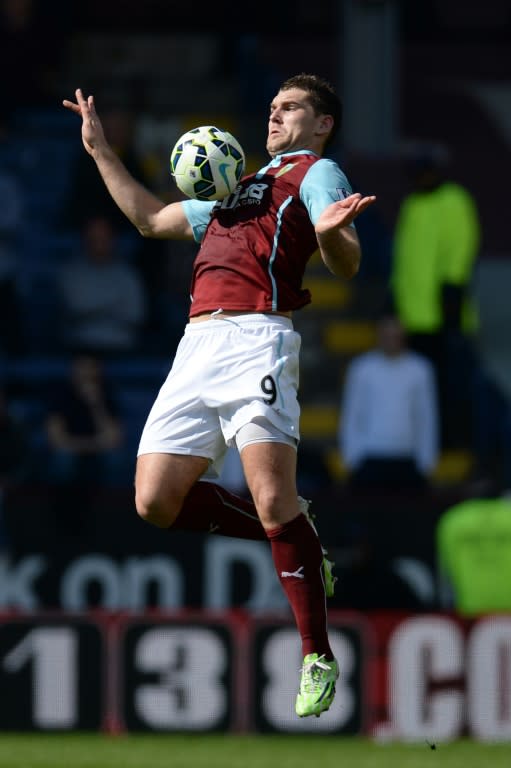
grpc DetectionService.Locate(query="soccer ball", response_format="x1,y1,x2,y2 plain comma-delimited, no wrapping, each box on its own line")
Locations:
170,125,245,201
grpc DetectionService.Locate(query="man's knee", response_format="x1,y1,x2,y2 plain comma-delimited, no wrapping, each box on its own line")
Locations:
135,485,181,528
135,452,208,528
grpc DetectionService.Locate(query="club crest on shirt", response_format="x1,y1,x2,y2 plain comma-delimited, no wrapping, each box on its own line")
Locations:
275,163,296,177
336,187,350,200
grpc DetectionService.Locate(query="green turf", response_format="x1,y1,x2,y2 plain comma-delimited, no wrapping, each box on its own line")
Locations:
0,734,509,768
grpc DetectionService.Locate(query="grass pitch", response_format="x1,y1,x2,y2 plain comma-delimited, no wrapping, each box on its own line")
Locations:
0,734,509,768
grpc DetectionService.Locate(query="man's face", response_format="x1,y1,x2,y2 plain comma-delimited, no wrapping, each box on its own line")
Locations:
266,87,330,157
378,316,406,357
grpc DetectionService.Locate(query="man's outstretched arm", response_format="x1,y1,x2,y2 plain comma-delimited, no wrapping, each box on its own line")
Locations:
63,88,193,240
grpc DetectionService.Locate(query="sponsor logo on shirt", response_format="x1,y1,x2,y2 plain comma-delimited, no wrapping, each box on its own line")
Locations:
215,182,269,211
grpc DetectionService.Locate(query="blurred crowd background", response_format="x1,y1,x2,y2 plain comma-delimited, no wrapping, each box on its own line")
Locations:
1,0,511,615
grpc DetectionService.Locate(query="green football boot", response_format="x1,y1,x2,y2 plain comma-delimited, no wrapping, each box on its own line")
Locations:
295,653,339,718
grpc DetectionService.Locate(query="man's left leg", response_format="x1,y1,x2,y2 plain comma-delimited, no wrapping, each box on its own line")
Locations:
241,440,338,718
170,480,336,597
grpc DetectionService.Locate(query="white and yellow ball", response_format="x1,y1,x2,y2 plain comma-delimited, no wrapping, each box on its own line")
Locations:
170,125,245,201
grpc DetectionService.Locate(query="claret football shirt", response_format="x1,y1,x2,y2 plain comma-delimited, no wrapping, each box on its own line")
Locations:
182,150,353,316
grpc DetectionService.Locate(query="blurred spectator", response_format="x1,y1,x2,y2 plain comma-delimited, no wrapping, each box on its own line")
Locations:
339,312,439,492
390,142,481,447
436,492,511,616
44,355,124,487
0,385,30,550
56,215,147,357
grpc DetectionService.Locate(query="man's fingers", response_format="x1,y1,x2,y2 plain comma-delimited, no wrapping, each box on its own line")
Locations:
62,99,81,114
356,196,377,212
344,194,375,209
62,88,91,115
76,88,94,116
342,192,361,205
340,195,377,225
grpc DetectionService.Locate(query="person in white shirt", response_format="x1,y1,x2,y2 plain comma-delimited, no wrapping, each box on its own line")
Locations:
339,312,439,491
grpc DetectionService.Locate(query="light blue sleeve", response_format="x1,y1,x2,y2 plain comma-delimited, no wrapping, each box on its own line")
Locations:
300,158,355,227
181,199,216,242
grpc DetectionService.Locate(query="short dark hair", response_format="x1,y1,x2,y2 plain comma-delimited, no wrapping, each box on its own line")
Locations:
279,73,343,148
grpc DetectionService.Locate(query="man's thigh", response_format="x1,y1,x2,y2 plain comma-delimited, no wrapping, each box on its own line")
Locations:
135,452,209,524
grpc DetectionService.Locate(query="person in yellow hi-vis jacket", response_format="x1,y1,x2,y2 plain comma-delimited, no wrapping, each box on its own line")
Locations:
391,143,481,448
437,493,511,616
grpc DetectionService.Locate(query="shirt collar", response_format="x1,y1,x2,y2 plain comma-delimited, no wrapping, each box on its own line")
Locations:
270,149,320,165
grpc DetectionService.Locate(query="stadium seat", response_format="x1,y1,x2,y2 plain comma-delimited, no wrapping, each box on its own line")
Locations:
324,446,348,481
323,320,377,355
431,450,474,485
305,277,352,309
300,404,339,439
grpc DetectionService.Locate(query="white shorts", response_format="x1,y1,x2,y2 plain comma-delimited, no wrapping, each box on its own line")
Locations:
137,313,301,477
